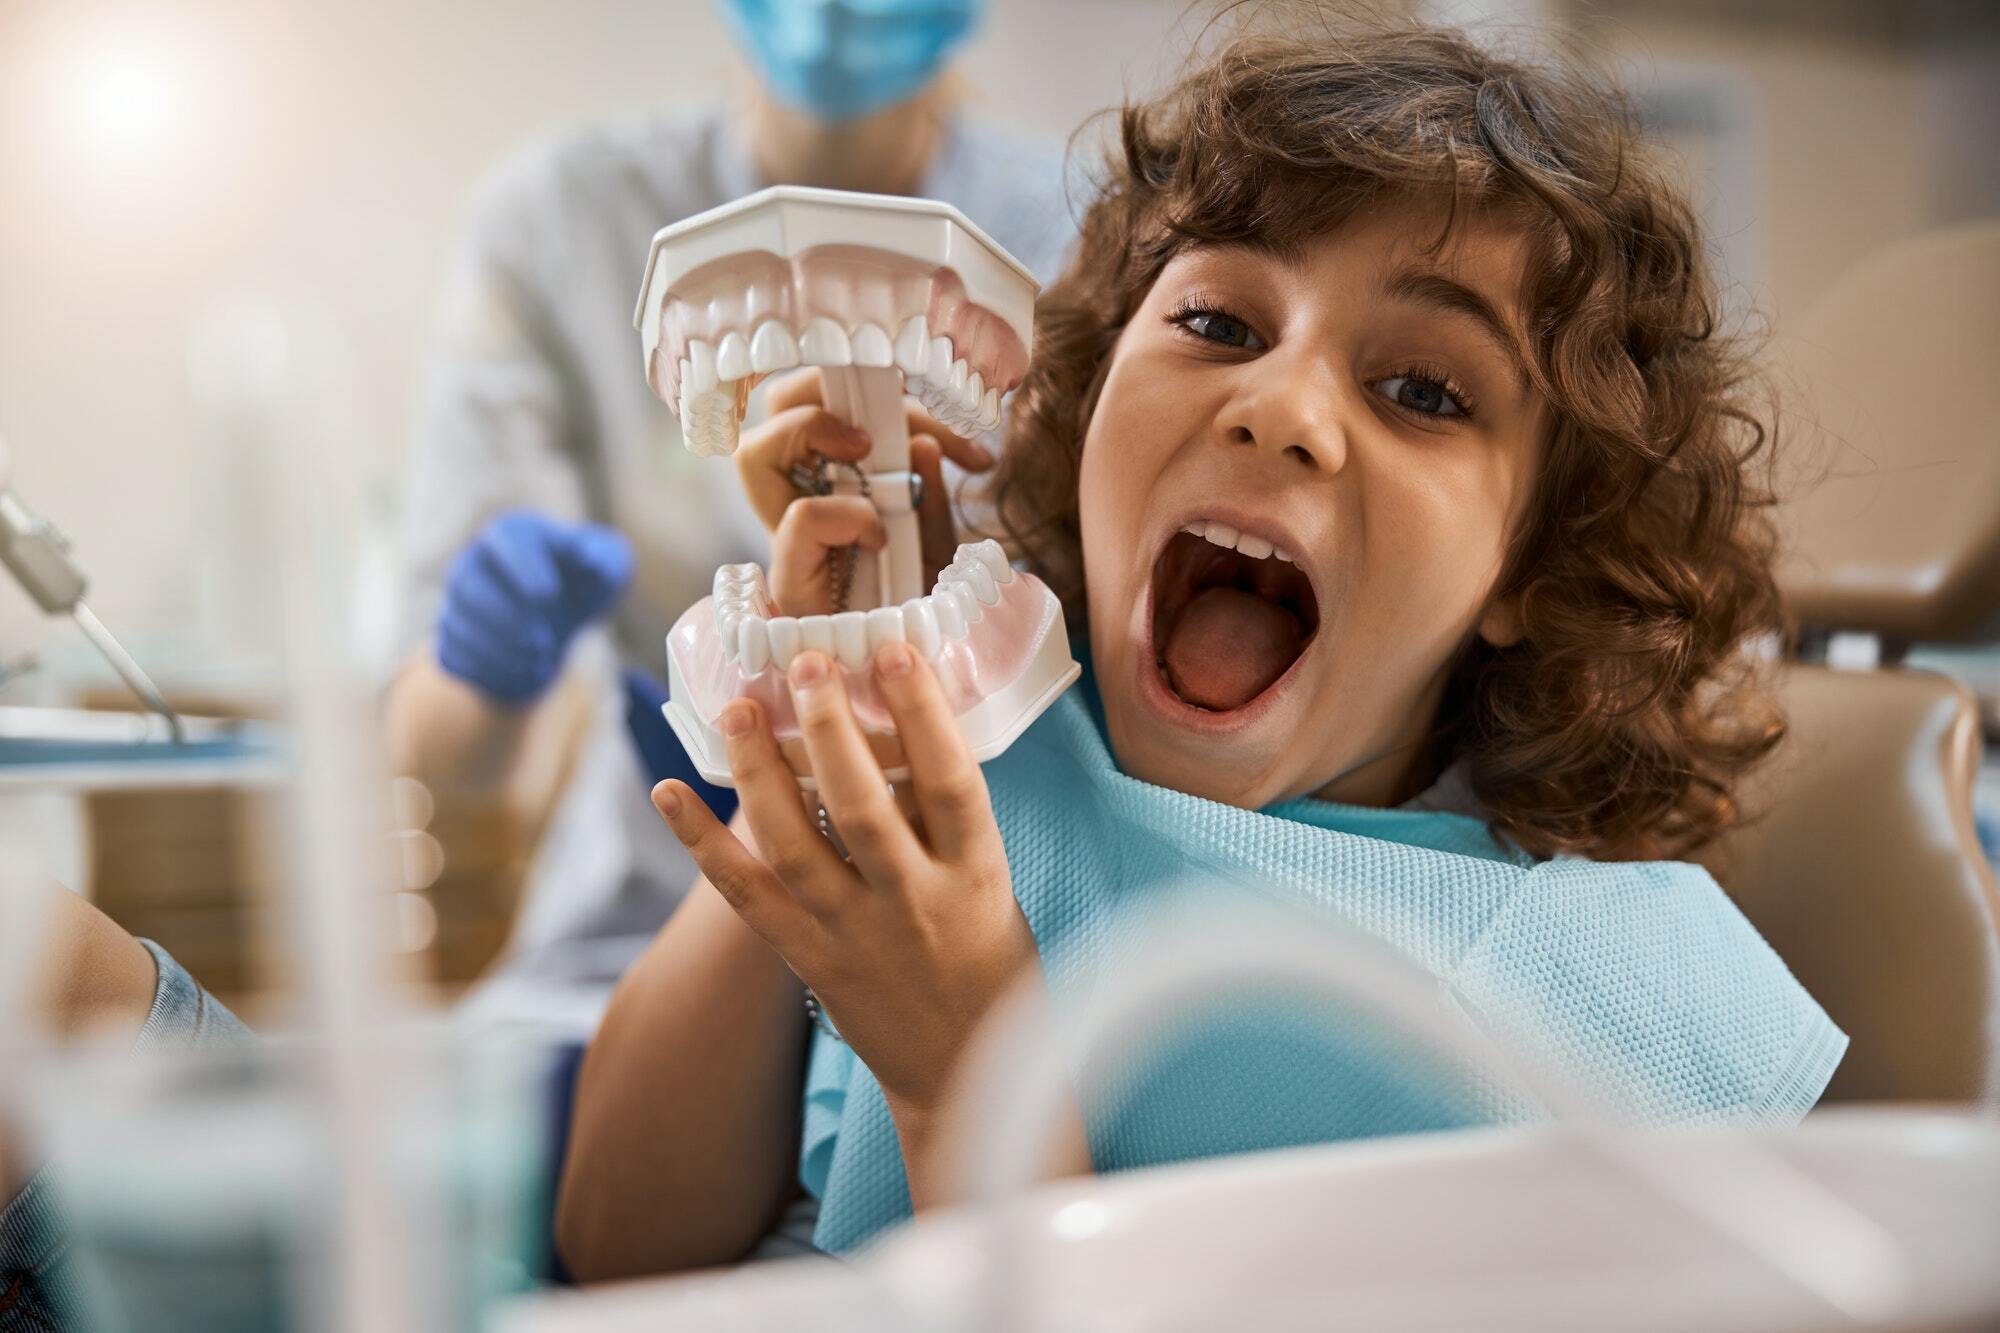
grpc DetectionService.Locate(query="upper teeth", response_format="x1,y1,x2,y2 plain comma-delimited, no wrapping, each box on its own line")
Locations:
672,314,1004,457
712,540,1018,674
1183,519,1293,564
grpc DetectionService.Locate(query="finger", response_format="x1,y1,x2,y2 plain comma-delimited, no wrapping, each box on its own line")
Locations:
761,367,826,414
784,652,923,884
437,619,552,702
737,404,872,532
767,368,989,469
479,523,562,608
910,436,958,582
719,697,859,916
904,403,994,472
449,577,556,654
771,496,887,615
871,641,995,863
550,522,634,619
652,780,810,953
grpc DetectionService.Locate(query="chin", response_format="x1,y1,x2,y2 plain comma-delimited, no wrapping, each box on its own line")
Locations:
1095,656,1305,808
1086,515,1329,806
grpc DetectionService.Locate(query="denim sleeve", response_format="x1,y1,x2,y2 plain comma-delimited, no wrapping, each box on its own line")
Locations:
0,940,250,1331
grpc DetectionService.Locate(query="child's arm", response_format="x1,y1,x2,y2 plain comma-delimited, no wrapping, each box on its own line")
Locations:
650,645,1087,1212
3,884,158,1196
554,853,809,1281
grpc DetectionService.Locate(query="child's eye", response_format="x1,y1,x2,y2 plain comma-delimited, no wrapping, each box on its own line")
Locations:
1374,370,1472,419
1168,303,1266,351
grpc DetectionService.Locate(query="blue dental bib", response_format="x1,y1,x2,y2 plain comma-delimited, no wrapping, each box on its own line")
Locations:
798,681,1845,1253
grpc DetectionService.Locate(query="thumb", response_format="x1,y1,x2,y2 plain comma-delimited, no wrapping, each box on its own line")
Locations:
552,522,634,620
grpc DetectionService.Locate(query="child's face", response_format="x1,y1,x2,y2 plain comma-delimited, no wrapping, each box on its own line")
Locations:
1078,205,1547,808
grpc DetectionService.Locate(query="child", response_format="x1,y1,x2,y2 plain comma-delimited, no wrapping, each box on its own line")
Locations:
1,885,251,1330
557,19,1842,1278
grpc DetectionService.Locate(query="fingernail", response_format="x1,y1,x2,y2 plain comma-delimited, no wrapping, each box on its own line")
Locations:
653,781,682,817
875,641,913,679
789,651,829,690
720,701,754,738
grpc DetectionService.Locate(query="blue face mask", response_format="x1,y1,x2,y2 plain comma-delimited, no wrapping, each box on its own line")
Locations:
714,0,982,123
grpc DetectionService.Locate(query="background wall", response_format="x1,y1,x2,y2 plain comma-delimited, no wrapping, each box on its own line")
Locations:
1,0,1995,693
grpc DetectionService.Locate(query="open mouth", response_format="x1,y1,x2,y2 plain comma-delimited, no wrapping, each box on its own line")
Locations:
1148,521,1320,713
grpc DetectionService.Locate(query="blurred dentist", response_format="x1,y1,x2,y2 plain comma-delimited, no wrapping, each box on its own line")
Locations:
385,0,1074,1034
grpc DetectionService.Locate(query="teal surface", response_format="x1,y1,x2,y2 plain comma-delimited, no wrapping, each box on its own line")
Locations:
0,737,273,767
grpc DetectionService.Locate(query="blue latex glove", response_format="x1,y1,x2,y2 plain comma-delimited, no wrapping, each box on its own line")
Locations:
436,511,634,704
623,668,739,823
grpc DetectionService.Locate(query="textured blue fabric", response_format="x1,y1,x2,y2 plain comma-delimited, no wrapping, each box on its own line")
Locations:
798,684,1847,1253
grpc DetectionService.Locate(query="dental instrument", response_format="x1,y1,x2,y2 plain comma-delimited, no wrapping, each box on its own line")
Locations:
0,435,186,743
633,186,1080,787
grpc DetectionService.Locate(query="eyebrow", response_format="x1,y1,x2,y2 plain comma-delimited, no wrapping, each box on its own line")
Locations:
1384,269,1531,384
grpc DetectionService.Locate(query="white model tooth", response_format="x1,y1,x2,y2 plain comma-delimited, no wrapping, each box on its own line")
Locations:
900,598,942,658
978,387,1000,429
676,382,693,426
850,322,893,368
738,617,771,674
686,339,718,394
918,382,952,425
800,318,852,366
947,358,969,400
749,320,800,373
715,330,751,382
768,617,802,670
895,316,929,377
944,581,984,625
1204,520,1240,549
865,606,905,653
1273,548,1294,563
684,390,738,456
930,588,967,640
798,615,835,659
1235,532,1274,560
675,356,692,398
717,608,742,654
952,558,1000,606
965,539,1015,585
832,611,870,669
961,369,985,412
927,335,954,384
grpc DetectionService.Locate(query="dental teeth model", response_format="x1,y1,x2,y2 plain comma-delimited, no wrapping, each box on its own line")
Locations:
635,186,1080,787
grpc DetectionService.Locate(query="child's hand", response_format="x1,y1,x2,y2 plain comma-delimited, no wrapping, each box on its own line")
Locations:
735,369,993,614
650,640,1037,1125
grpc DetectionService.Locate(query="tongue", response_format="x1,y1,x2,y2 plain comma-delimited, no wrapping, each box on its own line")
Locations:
1160,586,1305,711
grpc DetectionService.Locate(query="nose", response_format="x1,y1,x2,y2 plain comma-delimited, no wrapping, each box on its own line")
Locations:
1214,345,1351,473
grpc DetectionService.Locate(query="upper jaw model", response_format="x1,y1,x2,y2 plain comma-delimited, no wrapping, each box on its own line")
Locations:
634,185,1080,788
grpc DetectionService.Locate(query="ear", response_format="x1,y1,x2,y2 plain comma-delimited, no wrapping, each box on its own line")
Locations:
1476,592,1526,649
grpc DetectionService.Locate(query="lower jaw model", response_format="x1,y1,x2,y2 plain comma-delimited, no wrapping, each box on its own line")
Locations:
634,186,1080,788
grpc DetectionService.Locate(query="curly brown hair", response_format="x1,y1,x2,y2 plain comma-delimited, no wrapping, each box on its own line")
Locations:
979,17,1785,861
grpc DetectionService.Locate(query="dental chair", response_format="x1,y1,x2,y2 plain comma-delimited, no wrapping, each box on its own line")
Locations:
1700,221,2000,1106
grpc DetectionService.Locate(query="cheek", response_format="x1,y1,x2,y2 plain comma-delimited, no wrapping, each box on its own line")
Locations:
1077,356,1169,574
1360,455,1521,625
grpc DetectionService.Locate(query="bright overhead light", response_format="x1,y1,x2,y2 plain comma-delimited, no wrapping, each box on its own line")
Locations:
50,25,197,181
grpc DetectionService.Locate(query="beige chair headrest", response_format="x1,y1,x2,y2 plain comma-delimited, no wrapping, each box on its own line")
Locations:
1775,221,2000,645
